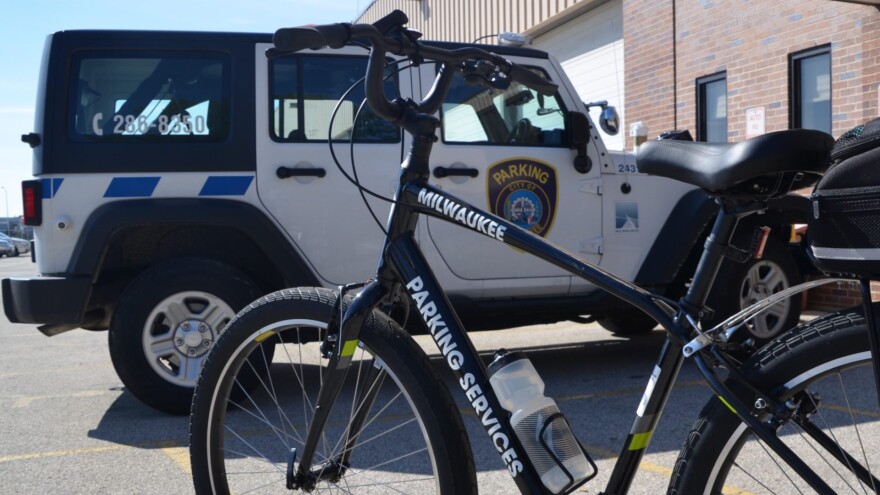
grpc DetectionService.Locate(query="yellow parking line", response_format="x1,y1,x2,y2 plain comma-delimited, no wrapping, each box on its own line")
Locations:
0,372,867,494
0,445,129,463
0,438,187,464
823,403,880,419
508,380,754,495
571,441,754,494
0,365,106,379
580,442,672,474
722,487,758,495
554,380,708,403
155,442,192,475
7,390,112,408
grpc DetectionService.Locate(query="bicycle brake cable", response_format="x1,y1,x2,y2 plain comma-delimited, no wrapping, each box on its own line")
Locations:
326,60,440,235
349,97,389,234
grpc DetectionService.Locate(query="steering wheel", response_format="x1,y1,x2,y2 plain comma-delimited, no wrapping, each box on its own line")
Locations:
507,118,534,143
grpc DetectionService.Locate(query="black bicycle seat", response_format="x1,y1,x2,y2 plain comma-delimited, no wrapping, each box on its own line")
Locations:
637,129,834,194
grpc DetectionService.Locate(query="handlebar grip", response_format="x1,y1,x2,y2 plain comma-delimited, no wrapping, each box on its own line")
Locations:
372,9,409,35
509,63,558,96
274,27,326,51
273,23,351,52
314,23,351,48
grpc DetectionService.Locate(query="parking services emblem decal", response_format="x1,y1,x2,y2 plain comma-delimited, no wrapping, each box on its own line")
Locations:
487,158,558,238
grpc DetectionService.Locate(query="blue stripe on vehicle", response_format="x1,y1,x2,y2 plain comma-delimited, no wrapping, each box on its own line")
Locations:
40,179,51,199
198,176,254,196
104,177,160,198
39,178,64,199
53,178,64,197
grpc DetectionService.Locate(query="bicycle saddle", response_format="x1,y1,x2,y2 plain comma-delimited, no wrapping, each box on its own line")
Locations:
637,129,834,195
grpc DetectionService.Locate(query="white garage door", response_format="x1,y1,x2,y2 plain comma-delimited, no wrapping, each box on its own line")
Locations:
534,0,625,150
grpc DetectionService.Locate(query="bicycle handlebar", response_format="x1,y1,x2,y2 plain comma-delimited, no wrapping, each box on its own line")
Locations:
273,10,558,124
273,24,351,52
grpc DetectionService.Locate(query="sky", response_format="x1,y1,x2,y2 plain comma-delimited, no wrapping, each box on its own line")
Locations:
0,0,367,217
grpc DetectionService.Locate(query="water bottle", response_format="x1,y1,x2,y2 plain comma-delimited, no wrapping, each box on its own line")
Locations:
488,350,593,494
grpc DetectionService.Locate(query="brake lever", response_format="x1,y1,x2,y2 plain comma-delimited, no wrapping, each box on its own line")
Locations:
462,73,491,87
459,59,509,90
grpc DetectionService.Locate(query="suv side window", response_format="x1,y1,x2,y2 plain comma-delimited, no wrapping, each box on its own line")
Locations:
70,52,230,141
441,67,567,146
270,54,400,143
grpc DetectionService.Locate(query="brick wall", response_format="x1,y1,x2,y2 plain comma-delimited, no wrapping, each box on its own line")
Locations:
622,0,676,149
624,0,880,311
806,278,880,312
624,0,880,149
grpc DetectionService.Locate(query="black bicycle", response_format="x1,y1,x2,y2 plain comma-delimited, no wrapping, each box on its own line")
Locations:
189,11,880,494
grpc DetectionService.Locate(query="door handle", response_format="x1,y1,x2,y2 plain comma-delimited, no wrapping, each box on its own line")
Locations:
276,166,327,179
433,166,479,179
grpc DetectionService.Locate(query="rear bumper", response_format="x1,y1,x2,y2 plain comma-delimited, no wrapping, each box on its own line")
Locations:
2,275,91,324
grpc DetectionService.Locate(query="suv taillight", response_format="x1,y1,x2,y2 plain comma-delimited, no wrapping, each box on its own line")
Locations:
22,180,42,226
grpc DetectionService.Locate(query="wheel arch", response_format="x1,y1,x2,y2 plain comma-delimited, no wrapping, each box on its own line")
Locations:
633,189,717,289
70,198,321,327
634,191,814,293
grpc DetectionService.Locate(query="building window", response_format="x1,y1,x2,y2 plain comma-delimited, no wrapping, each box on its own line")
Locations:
696,72,728,142
790,45,831,134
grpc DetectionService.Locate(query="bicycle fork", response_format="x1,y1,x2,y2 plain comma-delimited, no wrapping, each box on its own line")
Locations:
287,279,390,490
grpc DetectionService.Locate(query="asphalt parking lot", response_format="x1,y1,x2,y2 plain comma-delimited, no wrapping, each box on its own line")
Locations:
0,254,840,494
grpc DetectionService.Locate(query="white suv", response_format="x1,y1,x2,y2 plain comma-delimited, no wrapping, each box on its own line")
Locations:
5,30,810,414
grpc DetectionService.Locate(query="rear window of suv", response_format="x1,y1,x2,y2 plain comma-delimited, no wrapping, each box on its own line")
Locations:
69,51,230,141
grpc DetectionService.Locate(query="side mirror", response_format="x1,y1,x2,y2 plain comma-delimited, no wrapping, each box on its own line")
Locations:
600,106,620,136
567,111,592,174
585,100,620,136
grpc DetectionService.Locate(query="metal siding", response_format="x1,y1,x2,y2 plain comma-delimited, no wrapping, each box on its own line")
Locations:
357,0,596,42
533,0,625,150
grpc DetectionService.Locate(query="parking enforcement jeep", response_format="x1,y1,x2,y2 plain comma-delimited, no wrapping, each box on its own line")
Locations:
4,30,811,414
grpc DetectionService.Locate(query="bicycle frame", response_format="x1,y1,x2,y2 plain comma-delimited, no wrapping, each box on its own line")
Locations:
291,80,845,495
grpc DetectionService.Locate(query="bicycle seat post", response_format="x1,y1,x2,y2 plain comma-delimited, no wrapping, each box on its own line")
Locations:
682,199,761,320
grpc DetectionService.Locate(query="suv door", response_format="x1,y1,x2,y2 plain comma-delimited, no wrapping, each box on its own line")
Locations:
255,45,408,285
417,57,604,298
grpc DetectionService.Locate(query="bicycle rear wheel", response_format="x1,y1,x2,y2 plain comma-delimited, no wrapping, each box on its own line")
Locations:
669,305,880,494
190,287,476,494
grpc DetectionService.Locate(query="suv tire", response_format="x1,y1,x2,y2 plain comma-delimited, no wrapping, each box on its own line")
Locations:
704,236,801,344
108,257,265,415
597,310,657,335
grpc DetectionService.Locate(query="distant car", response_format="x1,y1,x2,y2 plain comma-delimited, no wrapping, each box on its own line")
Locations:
0,233,30,257
0,238,14,257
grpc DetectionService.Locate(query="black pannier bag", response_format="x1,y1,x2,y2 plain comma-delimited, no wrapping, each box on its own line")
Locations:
810,117,880,277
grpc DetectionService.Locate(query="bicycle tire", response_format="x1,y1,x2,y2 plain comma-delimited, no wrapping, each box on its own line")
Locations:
669,304,880,494
190,287,477,494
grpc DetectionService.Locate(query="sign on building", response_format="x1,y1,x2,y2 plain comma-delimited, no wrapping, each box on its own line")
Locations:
745,107,765,139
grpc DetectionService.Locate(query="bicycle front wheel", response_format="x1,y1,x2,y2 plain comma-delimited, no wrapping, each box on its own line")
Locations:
190,287,476,494
669,305,880,494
